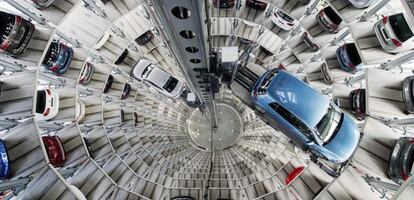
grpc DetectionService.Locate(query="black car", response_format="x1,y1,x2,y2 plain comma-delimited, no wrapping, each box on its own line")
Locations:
349,89,366,120
245,0,268,10
171,196,196,200
82,137,94,158
260,46,273,56
402,76,414,114
213,0,235,9
0,11,35,57
135,30,154,46
121,83,131,99
388,137,414,183
103,75,113,93
114,49,128,65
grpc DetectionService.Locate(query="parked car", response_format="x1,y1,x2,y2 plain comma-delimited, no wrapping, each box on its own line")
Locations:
131,59,184,98
348,0,373,9
78,62,94,85
302,32,319,51
35,89,59,121
0,139,10,179
251,70,360,176
402,76,414,114
82,137,94,158
317,6,342,33
121,83,131,99
42,41,73,75
115,49,128,65
213,0,235,9
239,37,253,45
271,8,296,31
171,196,196,200
42,135,66,167
134,112,139,126
349,89,366,120
260,46,273,56
103,75,113,93
374,13,414,54
75,99,85,123
388,137,414,183
31,0,55,9
245,0,268,10
136,30,154,46
120,110,125,124
0,11,35,57
336,43,363,73
320,63,333,85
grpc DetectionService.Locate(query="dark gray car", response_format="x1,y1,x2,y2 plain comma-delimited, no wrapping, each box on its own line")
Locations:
402,76,414,114
388,137,414,183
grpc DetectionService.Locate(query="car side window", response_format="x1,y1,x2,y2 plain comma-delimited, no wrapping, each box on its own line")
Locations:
269,102,312,136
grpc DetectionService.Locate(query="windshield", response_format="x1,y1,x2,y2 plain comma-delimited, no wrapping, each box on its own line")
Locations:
315,103,343,143
389,14,413,42
346,43,362,65
163,77,179,93
258,68,278,94
324,6,342,25
36,90,46,113
142,65,154,78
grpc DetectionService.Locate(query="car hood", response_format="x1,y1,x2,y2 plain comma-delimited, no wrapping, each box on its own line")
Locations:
268,71,330,127
324,114,360,163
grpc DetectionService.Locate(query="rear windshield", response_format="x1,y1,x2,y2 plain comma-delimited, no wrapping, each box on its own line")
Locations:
115,49,128,65
36,90,46,113
389,14,414,42
346,43,362,65
163,77,179,93
0,12,15,43
324,7,342,25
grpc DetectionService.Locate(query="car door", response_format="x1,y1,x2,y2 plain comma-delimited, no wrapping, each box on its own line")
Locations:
268,102,311,150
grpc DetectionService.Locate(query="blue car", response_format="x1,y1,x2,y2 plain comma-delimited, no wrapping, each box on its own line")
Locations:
0,139,11,179
42,41,73,75
251,70,360,176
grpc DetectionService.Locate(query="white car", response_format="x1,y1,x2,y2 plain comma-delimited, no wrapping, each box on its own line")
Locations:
75,99,85,123
271,8,296,31
374,13,414,54
77,62,94,85
35,89,59,120
131,59,184,99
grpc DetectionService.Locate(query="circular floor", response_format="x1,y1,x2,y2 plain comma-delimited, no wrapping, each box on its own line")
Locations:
187,103,243,150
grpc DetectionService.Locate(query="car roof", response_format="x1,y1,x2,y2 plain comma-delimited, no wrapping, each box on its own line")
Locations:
267,71,330,127
148,67,171,88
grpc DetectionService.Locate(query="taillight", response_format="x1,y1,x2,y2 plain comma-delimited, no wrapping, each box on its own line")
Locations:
46,89,51,95
347,63,355,69
279,64,286,71
391,38,402,47
43,108,50,116
49,65,58,72
382,16,388,24
253,90,258,97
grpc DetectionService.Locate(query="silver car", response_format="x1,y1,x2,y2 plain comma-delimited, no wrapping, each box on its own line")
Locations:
131,59,184,99
374,13,414,54
348,0,373,9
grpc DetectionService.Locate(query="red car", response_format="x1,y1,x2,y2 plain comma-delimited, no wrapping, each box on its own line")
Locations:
246,0,268,10
42,136,66,167
213,0,235,9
